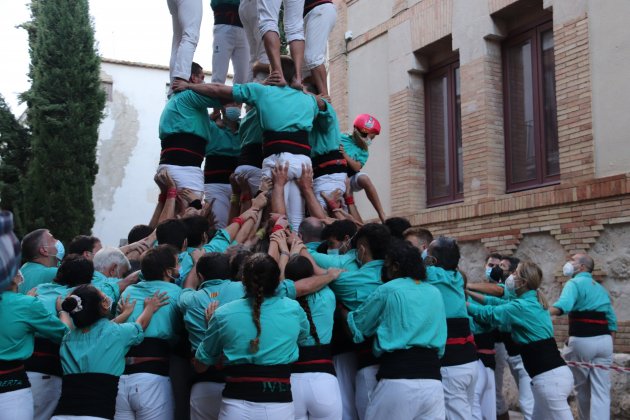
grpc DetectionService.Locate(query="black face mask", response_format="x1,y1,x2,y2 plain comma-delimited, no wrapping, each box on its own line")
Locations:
489,265,504,283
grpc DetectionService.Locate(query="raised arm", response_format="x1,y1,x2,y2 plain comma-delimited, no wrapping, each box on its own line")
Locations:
172,80,235,101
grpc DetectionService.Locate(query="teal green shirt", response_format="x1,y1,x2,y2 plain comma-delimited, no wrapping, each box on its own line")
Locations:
19,262,58,294
205,121,241,157
203,229,232,253
239,107,263,147
552,272,617,332
179,280,246,350
159,90,221,141
60,318,144,376
340,133,368,167
34,282,70,316
232,84,319,132
299,286,336,346
329,260,383,311
309,249,360,272
425,266,468,319
309,100,341,157
119,280,183,345
0,291,68,361
348,278,447,357
467,297,494,336
178,229,232,286
467,290,555,345
195,296,310,366
92,271,122,304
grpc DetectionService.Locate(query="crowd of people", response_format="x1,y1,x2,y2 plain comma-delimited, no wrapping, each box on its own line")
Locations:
0,0,619,419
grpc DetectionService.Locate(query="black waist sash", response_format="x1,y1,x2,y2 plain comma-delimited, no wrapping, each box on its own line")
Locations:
223,364,292,403
237,143,264,168
354,338,381,370
204,155,238,184
124,338,171,376
54,373,119,419
25,337,62,376
304,0,333,16
0,360,29,394
442,318,478,367
569,311,610,337
499,331,522,356
331,310,355,356
520,338,565,378
213,3,243,26
474,332,496,370
377,347,441,381
160,133,206,167
262,130,311,158
312,150,347,178
291,344,336,375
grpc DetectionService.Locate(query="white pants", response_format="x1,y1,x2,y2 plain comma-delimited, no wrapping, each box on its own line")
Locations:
27,371,62,420
563,334,613,420
190,381,225,420
472,360,496,420
167,0,202,81
219,398,294,420
332,352,358,420
349,172,369,193
0,388,34,420
303,3,337,70
52,417,106,420
204,183,232,228
258,0,305,43
531,366,574,420
493,343,509,415
313,172,347,211
291,372,342,420
115,373,174,420
441,361,478,420
507,354,534,420
354,365,378,420
365,379,445,420
238,0,269,82
262,153,312,231
211,24,250,84
234,164,262,196
158,164,205,197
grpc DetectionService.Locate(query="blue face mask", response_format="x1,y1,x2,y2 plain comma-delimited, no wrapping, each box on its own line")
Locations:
54,240,65,261
366,139,373,147
225,107,241,122
327,248,340,255
421,249,428,260
485,267,493,280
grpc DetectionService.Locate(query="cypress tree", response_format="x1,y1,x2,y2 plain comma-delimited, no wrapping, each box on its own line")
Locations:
21,0,105,242
0,94,31,236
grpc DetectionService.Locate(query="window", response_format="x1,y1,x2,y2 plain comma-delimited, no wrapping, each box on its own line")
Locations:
425,59,463,206
503,20,558,191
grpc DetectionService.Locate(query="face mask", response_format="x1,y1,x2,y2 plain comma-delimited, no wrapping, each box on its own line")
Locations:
366,139,373,147
225,107,241,122
327,248,339,255
168,269,181,282
485,267,493,280
562,261,575,277
103,296,113,311
355,247,363,267
505,274,516,293
50,240,65,261
421,249,428,260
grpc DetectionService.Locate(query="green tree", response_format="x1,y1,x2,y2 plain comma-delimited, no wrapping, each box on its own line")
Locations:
0,95,31,236
21,0,105,242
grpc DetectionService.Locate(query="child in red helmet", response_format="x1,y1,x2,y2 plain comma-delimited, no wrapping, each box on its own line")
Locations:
339,114,387,223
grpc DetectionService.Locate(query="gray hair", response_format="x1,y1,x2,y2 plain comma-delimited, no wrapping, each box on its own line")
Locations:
93,247,131,275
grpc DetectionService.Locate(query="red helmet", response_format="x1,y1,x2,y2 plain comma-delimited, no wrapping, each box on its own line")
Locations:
353,114,381,135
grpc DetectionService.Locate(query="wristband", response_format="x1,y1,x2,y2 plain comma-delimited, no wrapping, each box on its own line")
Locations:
272,224,285,233
231,217,245,226
158,193,166,203
280,250,290,257
230,194,239,204
344,195,355,205
240,192,251,202
166,188,178,199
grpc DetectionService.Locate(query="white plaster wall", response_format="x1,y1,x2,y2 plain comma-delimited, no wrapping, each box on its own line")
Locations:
347,0,394,38
347,35,392,219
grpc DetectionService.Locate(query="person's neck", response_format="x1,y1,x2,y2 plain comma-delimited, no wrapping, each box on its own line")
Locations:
32,256,55,268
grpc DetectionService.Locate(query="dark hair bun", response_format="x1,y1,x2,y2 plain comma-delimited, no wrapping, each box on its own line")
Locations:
61,296,78,313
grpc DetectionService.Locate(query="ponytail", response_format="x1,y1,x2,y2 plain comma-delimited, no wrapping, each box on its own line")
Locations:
536,289,549,310
297,297,320,346
249,284,264,353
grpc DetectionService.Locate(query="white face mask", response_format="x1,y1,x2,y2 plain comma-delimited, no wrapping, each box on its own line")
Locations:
505,274,516,293
562,261,575,277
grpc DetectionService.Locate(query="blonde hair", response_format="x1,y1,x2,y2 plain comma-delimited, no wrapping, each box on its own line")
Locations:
516,261,549,309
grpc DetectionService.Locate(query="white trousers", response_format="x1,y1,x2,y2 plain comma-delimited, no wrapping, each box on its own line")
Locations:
472,360,496,420
355,365,378,420
234,164,262,196
52,417,106,420
0,388,34,420
190,381,225,420
257,0,305,43
563,334,613,420
507,354,534,420
211,24,250,84
365,379,445,420
238,0,269,82
531,366,574,420
204,183,232,229
313,172,347,211
115,373,174,420
157,164,205,197
167,0,202,81
349,172,369,193
441,361,478,420
332,352,358,420
291,372,342,420
262,153,312,231
219,398,294,420
493,343,509,415
303,3,337,70
27,371,62,420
